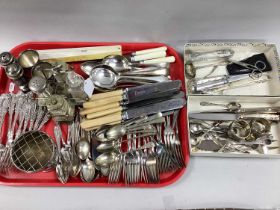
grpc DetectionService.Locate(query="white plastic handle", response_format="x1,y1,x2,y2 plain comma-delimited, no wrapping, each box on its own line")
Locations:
140,56,175,64
37,45,122,54
131,51,166,62
132,46,167,56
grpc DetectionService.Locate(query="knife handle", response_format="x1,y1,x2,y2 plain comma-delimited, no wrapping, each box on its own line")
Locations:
80,102,120,115
83,120,120,131
131,46,167,56
89,90,123,101
81,112,122,130
131,51,166,62
140,56,175,64
86,106,122,119
238,113,280,121
83,95,122,109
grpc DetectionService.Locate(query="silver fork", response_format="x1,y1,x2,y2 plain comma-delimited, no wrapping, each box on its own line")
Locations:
0,96,10,158
145,137,159,183
124,134,133,185
108,138,123,183
164,115,173,152
33,106,46,131
161,117,175,172
28,102,38,131
156,123,168,173
140,137,148,183
132,133,141,183
15,104,29,139
163,113,182,171
0,94,23,173
172,110,185,168
108,153,122,183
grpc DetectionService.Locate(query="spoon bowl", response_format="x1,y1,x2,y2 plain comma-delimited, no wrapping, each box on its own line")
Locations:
75,139,90,160
95,152,117,167
102,55,131,72
95,125,114,142
105,124,126,141
96,141,121,153
80,158,96,183
90,64,168,90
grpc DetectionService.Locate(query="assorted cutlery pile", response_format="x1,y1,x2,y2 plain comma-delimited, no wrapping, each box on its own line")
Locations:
0,42,279,186
0,45,186,185
189,101,280,154
93,111,185,184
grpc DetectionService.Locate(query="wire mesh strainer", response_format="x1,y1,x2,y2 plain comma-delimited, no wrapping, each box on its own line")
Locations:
11,131,56,173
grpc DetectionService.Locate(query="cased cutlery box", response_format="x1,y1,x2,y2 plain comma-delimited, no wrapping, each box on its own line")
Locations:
184,42,280,157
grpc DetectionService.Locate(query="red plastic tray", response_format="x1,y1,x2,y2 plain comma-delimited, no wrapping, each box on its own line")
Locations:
0,42,189,187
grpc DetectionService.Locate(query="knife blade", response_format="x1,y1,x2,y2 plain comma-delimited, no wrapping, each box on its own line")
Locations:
189,112,280,121
124,80,181,104
127,91,184,108
84,80,181,109
124,98,186,120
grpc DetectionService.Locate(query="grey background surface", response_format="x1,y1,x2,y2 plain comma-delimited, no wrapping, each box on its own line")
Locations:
0,0,280,209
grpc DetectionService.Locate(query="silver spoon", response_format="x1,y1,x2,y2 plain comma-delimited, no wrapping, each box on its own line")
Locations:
95,125,113,142
95,152,118,167
69,147,81,177
90,64,168,90
69,120,81,177
80,130,96,182
102,55,137,72
54,123,69,184
96,141,156,168
80,158,96,183
80,61,101,75
200,101,241,112
105,114,165,141
75,130,90,160
96,141,121,153
102,55,167,73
